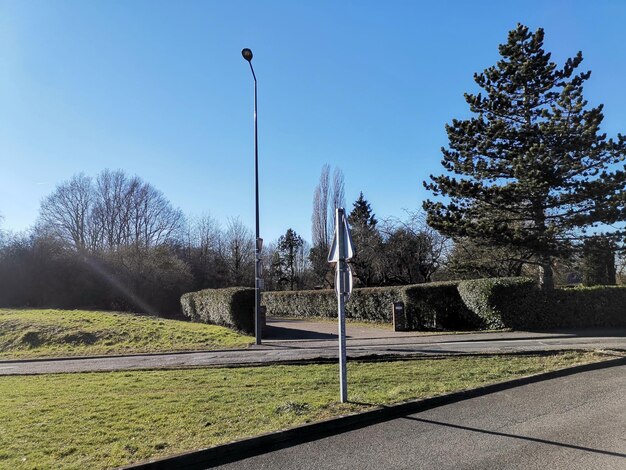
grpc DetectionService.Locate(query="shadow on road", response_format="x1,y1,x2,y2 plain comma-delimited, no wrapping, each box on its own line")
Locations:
403,416,626,459
263,324,337,341
528,328,626,338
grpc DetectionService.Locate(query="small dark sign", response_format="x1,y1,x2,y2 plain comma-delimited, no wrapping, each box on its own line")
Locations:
392,301,406,331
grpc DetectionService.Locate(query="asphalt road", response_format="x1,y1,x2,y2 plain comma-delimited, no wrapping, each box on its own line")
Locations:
215,363,626,470
2,319,625,375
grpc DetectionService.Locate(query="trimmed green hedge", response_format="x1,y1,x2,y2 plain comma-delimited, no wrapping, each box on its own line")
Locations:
543,286,626,328
403,282,476,330
262,282,476,330
457,277,538,329
181,279,626,334
458,278,626,330
180,287,254,334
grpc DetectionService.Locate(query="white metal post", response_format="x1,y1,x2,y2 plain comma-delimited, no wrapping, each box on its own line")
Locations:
336,208,348,403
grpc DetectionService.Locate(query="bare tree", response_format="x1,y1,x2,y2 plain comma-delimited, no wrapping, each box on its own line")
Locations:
39,173,93,250
129,182,184,247
311,164,330,247
380,211,449,284
311,164,346,287
222,217,254,285
91,170,128,249
91,170,183,249
311,164,346,247
191,213,221,256
446,239,534,279
294,239,312,288
331,167,345,212
38,170,183,252
261,241,280,291
178,213,228,289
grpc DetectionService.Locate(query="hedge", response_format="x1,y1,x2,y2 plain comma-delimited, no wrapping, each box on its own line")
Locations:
262,282,476,330
458,278,626,330
457,277,538,329
542,286,626,328
403,282,476,330
181,279,626,334
180,287,255,334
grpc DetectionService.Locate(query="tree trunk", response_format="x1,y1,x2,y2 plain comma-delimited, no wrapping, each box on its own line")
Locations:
539,257,554,291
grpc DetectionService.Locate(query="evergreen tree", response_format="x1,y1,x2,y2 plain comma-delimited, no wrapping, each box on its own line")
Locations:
424,24,626,290
582,236,617,286
349,193,377,229
348,193,382,286
277,228,304,290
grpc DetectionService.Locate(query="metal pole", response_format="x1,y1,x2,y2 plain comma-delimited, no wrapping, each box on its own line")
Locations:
251,62,262,346
337,208,348,403
243,49,262,345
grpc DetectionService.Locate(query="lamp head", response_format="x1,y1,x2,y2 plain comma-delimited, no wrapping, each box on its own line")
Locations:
241,48,253,62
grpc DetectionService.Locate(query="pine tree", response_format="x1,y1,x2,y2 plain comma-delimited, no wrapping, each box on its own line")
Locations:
349,193,377,230
348,192,382,286
424,24,626,290
277,228,304,290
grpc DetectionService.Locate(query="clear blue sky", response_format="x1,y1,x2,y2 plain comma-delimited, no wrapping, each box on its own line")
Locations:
2,0,626,243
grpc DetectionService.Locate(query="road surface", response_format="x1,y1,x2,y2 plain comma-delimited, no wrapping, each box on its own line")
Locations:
215,363,626,469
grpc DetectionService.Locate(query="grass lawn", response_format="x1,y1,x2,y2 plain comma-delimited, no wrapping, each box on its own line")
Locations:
0,309,253,359
0,351,609,469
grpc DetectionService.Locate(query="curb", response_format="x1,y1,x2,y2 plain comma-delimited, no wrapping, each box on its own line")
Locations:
0,346,257,364
4,349,620,376
118,354,626,470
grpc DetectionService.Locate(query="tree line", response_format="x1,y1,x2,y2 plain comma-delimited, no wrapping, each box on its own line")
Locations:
0,166,454,315
0,170,259,315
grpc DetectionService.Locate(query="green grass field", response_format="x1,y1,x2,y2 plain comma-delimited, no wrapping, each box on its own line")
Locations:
0,351,608,469
0,309,253,359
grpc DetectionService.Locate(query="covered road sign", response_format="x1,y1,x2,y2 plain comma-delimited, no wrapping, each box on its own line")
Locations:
328,209,354,263
329,207,355,403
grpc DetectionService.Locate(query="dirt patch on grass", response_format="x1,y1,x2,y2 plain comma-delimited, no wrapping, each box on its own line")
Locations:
20,331,43,348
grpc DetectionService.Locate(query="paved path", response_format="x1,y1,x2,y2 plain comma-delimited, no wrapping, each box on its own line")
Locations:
216,363,626,470
2,318,625,375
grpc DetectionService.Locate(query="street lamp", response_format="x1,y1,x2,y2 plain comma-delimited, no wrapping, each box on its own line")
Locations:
242,47,263,345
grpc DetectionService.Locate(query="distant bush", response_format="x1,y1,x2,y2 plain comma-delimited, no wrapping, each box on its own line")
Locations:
181,287,255,334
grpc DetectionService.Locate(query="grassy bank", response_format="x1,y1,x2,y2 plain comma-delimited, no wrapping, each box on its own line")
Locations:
0,309,253,359
0,351,609,469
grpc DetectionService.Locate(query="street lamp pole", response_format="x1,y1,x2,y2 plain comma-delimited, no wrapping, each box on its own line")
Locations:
242,48,262,345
